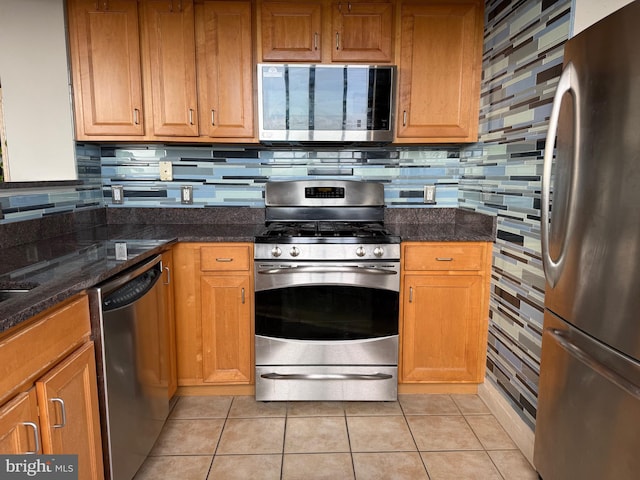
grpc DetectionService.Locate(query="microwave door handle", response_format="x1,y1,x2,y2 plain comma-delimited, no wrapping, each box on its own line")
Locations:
542,61,581,288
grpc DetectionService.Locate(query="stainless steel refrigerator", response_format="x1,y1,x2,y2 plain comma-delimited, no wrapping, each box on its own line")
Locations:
535,2,640,479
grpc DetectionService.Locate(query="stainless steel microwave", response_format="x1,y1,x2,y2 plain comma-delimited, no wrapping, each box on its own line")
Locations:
257,64,396,144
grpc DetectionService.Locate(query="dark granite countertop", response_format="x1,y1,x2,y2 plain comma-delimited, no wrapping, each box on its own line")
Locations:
0,222,263,334
0,206,495,335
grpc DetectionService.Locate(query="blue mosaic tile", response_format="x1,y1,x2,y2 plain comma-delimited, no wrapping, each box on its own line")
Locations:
460,0,571,430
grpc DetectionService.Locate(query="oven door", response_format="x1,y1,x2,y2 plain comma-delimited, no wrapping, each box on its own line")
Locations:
254,261,399,343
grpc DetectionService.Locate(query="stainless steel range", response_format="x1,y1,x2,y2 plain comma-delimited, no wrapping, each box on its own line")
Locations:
254,180,400,401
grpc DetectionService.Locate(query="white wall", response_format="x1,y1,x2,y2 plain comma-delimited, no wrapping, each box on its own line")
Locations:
572,0,636,36
0,0,76,181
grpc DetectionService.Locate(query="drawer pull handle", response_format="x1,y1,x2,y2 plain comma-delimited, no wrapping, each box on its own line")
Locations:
51,398,67,428
435,257,454,261
216,258,233,262
22,422,40,454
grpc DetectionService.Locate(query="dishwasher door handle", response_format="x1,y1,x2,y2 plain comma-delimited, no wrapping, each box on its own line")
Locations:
260,372,393,381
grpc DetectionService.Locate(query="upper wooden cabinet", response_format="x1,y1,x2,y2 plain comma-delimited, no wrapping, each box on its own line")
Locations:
67,0,144,138
140,0,199,137
196,1,255,138
395,1,483,143
331,1,393,62
258,0,394,63
67,0,256,142
259,1,323,62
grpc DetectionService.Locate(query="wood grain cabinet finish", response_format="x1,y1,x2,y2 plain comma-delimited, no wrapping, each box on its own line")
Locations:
400,242,491,384
259,0,393,63
67,0,255,142
331,1,393,62
196,1,255,138
259,1,323,62
36,342,104,480
173,243,254,387
0,295,104,480
67,0,144,138
141,0,199,137
396,0,483,143
0,390,40,454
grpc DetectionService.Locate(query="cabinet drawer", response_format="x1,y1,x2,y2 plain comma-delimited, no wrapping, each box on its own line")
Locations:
0,295,91,405
200,245,251,271
403,243,486,271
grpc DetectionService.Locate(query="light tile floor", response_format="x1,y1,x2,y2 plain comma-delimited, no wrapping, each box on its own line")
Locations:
134,394,539,480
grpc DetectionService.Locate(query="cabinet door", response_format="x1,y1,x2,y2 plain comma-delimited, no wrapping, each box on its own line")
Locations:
161,250,178,399
397,1,482,142
141,0,199,136
260,1,323,61
67,0,144,137
201,275,253,384
36,342,104,480
0,390,40,454
402,274,485,383
196,1,254,138
331,2,393,62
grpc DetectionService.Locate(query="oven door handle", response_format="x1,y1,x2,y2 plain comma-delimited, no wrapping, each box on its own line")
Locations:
257,266,398,275
260,372,393,381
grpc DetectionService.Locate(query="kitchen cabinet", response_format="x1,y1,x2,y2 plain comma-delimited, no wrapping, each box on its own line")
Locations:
395,1,483,143
173,243,254,390
0,295,104,480
259,0,393,63
36,342,104,480
67,0,145,138
400,242,491,384
140,0,199,137
196,1,255,138
331,1,393,62
0,390,39,454
161,249,178,399
259,1,323,62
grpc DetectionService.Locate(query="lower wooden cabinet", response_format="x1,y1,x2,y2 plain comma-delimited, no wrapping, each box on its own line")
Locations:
0,295,104,480
0,389,40,454
36,342,104,480
173,243,254,387
400,242,491,384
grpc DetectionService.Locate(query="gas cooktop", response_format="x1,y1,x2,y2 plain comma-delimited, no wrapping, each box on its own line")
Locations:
255,221,400,244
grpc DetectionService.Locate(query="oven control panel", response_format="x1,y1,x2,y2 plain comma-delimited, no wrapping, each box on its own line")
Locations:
255,243,400,261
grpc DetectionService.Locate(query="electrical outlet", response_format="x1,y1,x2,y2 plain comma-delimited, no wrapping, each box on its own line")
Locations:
423,185,437,204
181,185,193,204
111,185,124,204
159,161,173,181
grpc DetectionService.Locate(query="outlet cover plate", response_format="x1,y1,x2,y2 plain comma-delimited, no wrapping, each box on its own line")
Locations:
159,161,173,181
423,185,437,204
181,185,193,204
111,185,124,204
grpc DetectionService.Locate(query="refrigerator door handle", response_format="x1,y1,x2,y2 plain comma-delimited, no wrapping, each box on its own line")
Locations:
541,62,581,287
549,328,640,400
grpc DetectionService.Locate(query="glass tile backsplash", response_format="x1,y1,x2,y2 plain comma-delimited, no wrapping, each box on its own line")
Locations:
100,145,462,208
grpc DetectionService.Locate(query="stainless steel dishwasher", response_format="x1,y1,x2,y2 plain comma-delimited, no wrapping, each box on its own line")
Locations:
90,254,170,480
